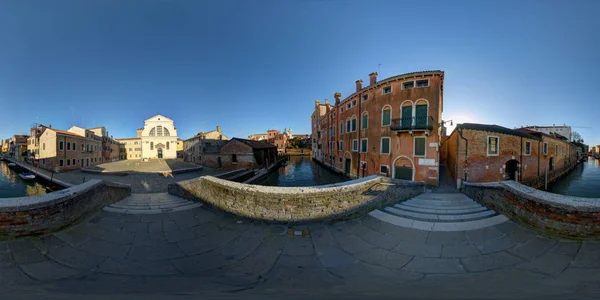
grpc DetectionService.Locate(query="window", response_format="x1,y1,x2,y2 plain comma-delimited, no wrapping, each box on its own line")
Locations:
362,94,368,102
361,113,368,130
42,143,45,151
59,141,64,151
381,137,390,154
67,142,71,151
487,136,499,156
340,122,344,134
339,157,343,163
150,142,154,150
59,159,64,167
352,139,358,152
382,106,391,126
81,159,84,166
351,117,357,132
360,138,368,153
232,154,237,163
67,159,70,166
150,128,156,136
72,159,76,166
134,141,138,145
81,143,84,151
347,103,351,109
41,159,45,165
380,165,389,175
525,141,531,155
129,148,132,151
403,81,415,89
543,142,548,155
164,128,170,136
339,141,344,151
414,137,426,157
383,86,392,94
347,120,351,133
167,142,170,150
416,79,429,87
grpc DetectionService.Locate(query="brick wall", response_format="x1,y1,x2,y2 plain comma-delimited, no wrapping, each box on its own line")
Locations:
168,175,424,223
463,181,600,239
0,180,130,238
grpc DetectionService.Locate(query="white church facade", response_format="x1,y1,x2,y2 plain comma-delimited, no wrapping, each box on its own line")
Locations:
140,115,178,159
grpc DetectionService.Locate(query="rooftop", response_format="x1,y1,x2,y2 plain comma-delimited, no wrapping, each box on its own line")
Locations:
457,123,542,141
232,137,276,149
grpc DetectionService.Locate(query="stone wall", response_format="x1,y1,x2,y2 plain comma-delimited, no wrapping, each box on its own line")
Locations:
168,175,424,223
463,181,600,239
0,180,130,238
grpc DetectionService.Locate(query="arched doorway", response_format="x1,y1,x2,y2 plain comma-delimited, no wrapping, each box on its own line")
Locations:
392,156,415,181
505,159,519,181
157,148,163,159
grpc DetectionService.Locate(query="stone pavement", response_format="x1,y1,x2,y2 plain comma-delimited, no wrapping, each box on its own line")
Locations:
1,202,599,299
86,159,201,173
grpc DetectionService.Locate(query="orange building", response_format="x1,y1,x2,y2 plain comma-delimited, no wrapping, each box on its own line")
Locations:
311,70,445,186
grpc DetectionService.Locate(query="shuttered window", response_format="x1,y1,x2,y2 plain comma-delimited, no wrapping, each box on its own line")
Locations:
382,107,391,126
414,137,426,156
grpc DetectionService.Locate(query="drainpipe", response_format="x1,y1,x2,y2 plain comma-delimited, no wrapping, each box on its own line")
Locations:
537,141,541,177
520,136,523,181
458,128,468,182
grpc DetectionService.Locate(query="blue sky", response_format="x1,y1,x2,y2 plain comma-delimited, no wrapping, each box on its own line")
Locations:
1,0,599,144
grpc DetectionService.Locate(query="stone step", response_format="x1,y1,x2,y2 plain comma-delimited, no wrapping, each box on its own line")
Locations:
368,209,509,232
392,203,489,215
115,199,188,206
400,201,483,211
104,202,203,215
110,201,196,210
383,206,497,222
105,193,202,214
403,199,478,206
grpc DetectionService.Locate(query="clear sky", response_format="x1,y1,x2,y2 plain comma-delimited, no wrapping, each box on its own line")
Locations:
1,0,598,144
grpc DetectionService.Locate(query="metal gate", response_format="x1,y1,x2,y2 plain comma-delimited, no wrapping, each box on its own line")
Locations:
394,166,412,180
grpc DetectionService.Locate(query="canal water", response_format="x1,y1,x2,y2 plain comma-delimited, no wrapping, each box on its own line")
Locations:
548,158,600,198
0,160,49,198
261,156,347,187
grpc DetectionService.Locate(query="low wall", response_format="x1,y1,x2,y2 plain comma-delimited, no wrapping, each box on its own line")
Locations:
463,181,600,239
168,175,424,223
0,180,131,238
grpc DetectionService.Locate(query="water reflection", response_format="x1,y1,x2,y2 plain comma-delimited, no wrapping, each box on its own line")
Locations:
0,160,49,198
261,156,347,187
549,158,600,198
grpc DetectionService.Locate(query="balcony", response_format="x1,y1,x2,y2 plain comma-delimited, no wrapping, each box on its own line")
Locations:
390,116,435,132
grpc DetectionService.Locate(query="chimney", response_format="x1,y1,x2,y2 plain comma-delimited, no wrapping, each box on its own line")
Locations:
324,99,329,105
369,72,378,85
315,99,320,108
217,126,222,133
334,92,342,105
355,80,363,92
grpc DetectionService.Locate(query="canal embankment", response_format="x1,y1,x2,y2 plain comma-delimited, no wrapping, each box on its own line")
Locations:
1,156,73,188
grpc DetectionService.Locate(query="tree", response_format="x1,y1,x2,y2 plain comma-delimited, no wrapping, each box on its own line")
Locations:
572,131,584,143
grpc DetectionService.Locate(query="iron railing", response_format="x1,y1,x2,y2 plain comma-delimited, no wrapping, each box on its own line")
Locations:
390,116,435,131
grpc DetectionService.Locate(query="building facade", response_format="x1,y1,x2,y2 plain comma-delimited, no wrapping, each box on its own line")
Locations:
182,126,228,165
248,133,268,141
116,138,142,160
311,70,445,186
116,115,179,160
88,127,120,162
523,125,573,142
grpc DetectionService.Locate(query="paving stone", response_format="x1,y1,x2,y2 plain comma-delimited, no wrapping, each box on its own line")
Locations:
393,241,442,258
571,241,600,268
315,245,357,269
362,215,409,234
0,266,35,286
162,220,179,232
47,245,106,270
172,216,199,228
30,235,67,253
508,237,556,260
335,234,377,254
165,228,196,243
351,224,400,250
170,250,236,274
475,236,520,254
0,241,7,252
148,222,163,233
192,223,221,237
127,243,185,261
0,251,13,268
426,231,468,245
100,230,135,244
492,221,521,234
132,232,166,245
356,248,413,269
391,226,430,243
551,241,581,256
8,239,36,252
204,228,240,246
465,227,505,243
78,239,131,259
98,258,178,276
460,252,524,272
12,249,47,265
140,214,171,223
517,252,573,275
225,235,284,275
266,225,288,236
218,236,263,260
122,222,149,234
84,225,110,239
20,260,86,281
177,237,216,256
92,217,126,232
402,257,465,274
310,226,337,249
282,237,314,256
441,244,481,258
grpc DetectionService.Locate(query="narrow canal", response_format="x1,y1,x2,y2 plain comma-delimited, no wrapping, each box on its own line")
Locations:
261,155,347,187
548,158,600,198
0,160,50,198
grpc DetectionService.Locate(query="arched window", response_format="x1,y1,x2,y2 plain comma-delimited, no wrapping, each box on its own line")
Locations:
351,116,357,132
167,142,170,150
149,128,156,136
157,126,163,136
382,105,392,126
362,112,369,130
164,128,170,136
150,142,154,150
340,122,344,134
346,118,351,133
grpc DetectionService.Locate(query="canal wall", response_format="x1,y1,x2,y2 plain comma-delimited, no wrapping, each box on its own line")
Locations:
0,179,130,238
463,180,600,239
3,157,73,188
168,175,425,223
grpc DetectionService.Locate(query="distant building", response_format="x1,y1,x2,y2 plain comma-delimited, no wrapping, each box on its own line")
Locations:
116,138,142,160
248,133,268,141
183,126,228,165
88,126,120,163
117,115,179,160
523,124,572,142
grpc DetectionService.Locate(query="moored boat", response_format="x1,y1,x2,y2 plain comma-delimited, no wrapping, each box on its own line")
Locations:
19,173,36,180
7,162,16,168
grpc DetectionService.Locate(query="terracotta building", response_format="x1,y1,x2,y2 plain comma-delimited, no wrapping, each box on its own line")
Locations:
443,123,578,188
26,125,103,172
311,70,445,186
88,127,120,163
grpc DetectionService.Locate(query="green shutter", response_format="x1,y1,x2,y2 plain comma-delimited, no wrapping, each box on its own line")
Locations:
382,138,390,154
382,109,391,126
401,106,412,128
415,138,426,156
415,105,427,128
362,114,368,129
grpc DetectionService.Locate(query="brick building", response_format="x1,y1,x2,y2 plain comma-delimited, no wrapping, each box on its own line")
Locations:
218,138,278,171
443,123,578,188
311,70,445,185
26,125,103,172
183,126,228,165
88,127,120,163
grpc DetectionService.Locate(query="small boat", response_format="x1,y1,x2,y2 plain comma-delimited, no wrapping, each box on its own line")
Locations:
7,163,16,168
19,173,36,180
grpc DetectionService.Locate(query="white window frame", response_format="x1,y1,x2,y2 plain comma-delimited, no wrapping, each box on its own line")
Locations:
415,79,430,88
414,136,426,157
351,116,357,132
59,141,64,151
59,159,64,167
362,94,369,102
543,142,548,155
379,165,390,175
340,122,344,134
402,80,415,90
339,141,344,151
381,105,392,127
524,141,531,156
487,136,500,157
361,113,368,130
382,85,392,95
380,137,391,155
352,139,358,152
360,138,368,153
